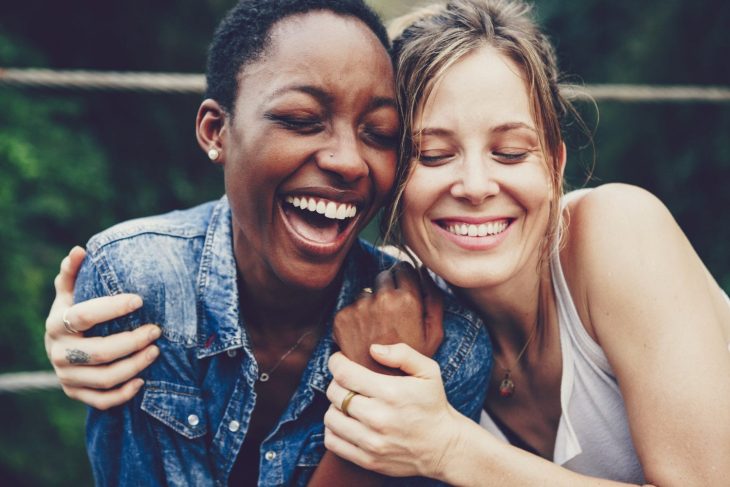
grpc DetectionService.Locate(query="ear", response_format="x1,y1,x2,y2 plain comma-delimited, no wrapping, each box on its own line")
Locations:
196,99,227,164
557,141,567,179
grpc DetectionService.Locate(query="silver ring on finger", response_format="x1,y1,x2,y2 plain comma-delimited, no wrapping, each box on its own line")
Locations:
62,309,80,334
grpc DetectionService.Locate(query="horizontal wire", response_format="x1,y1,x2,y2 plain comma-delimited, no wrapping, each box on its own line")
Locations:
2,68,729,102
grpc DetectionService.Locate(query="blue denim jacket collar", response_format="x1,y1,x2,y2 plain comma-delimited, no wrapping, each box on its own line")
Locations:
196,196,242,359
194,196,384,393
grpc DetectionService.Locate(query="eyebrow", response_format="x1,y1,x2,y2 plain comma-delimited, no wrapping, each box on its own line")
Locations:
491,122,537,134
266,85,396,112
267,84,335,107
415,122,537,137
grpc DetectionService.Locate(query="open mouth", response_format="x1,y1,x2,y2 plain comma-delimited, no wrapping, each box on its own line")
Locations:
441,219,510,237
282,195,360,245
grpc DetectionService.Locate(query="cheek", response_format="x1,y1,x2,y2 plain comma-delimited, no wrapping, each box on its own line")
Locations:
401,167,439,244
369,149,398,199
402,164,444,211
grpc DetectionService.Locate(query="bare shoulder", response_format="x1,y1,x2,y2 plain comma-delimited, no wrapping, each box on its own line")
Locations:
562,183,681,274
566,183,673,240
562,183,730,339
559,184,696,339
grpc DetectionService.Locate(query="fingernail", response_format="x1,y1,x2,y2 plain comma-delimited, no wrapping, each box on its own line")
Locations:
148,325,162,340
371,344,389,355
147,346,159,360
133,378,145,388
129,295,143,310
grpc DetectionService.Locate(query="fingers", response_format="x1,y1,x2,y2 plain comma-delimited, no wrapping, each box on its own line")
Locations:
391,261,420,295
324,425,374,470
326,377,371,419
50,324,162,366
374,262,419,294
54,246,86,298
419,268,445,350
369,343,440,378
48,294,144,337
63,378,145,410
56,345,159,389
373,267,395,292
328,352,392,398
324,405,378,453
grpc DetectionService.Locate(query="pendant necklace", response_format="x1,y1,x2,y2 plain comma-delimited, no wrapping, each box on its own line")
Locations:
257,330,315,383
494,322,538,398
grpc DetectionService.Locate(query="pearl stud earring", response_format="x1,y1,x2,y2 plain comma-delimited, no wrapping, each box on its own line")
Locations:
208,148,220,161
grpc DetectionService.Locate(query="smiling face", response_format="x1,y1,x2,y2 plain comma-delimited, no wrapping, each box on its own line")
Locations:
402,45,558,291
219,12,398,292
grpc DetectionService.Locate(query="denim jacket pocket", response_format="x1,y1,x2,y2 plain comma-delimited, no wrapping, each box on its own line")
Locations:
297,432,325,467
141,381,208,439
290,432,325,486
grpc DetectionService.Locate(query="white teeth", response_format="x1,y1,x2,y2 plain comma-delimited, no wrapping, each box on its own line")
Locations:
325,202,337,218
446,220,508,237
284,196,358,221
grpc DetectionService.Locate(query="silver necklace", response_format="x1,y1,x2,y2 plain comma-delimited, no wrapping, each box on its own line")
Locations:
257,330,314,382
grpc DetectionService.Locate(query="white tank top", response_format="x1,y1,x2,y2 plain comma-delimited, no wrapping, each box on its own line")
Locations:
479,237,645,482
479,189,730,481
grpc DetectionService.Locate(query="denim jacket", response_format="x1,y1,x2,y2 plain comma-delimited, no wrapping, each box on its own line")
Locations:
76,196,492,486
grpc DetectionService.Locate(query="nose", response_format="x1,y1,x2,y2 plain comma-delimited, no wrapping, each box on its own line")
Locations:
450,153,499,204
316,128,369,183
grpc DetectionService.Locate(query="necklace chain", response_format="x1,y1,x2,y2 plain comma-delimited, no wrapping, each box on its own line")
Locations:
257,330,315,383
494,321,538,398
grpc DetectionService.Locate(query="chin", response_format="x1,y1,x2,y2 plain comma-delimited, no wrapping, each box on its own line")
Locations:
277,258,345,292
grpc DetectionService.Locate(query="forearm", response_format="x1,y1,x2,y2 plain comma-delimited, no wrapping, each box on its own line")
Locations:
438,411,646,487
307,452,383,487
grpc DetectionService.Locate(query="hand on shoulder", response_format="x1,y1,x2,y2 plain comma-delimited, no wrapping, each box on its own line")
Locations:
45,247,161,409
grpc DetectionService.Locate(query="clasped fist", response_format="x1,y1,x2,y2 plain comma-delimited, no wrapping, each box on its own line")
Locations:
333,262,444,374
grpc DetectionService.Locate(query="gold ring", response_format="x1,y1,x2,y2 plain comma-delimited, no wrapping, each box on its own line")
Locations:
62,309,80,334
361,287,373,295
341,390,359,417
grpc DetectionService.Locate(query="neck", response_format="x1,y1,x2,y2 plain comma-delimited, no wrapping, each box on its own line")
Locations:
458,261,552,359
237,270,340,338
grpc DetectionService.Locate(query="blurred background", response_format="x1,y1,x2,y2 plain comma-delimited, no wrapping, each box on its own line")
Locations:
0,0,727,484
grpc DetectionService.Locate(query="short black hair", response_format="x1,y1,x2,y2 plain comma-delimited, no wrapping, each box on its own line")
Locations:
205,0,390,115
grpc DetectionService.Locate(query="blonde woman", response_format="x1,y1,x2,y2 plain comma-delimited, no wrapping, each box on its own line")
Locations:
323,0,730,485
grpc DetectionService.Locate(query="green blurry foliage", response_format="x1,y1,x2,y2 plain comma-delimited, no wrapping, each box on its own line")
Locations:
0,35,113,373
0,0,727,485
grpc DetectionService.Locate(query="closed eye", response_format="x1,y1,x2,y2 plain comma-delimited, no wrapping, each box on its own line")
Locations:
492,149,530,164
417,151,454,166
362,126,399,150
265,114,324,134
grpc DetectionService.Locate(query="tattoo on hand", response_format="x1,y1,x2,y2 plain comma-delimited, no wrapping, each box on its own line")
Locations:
66,349,91,365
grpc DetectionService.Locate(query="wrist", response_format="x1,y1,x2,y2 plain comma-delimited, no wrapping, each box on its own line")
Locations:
427,405,472,482
433,408,492,486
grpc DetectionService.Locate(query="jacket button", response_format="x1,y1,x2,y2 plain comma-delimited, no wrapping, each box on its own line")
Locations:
228,420,240,432
187,414,200,427
227,349,238,358
264,451,276,461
